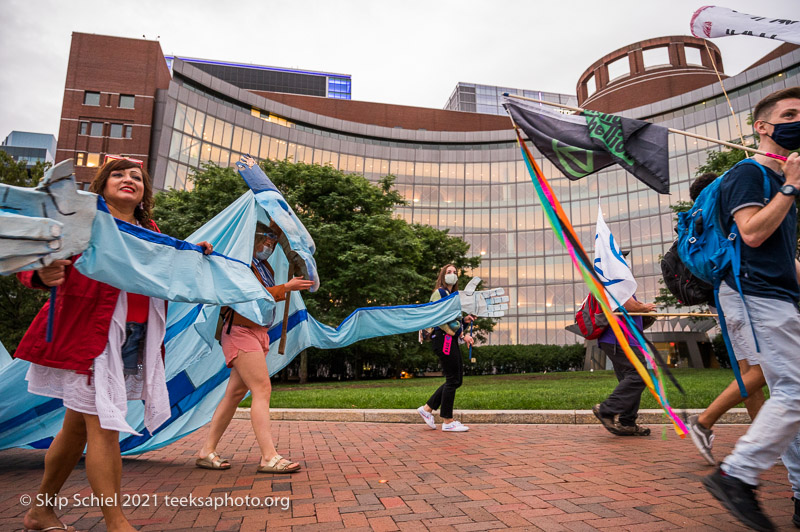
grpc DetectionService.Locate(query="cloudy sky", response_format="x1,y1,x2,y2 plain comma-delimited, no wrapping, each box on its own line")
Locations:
1,0,796,139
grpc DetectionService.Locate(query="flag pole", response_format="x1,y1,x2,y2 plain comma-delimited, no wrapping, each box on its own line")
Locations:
503,93,788,162
614,312,717,317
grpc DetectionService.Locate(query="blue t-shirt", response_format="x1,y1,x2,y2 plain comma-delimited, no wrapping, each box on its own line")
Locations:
719,162,799,303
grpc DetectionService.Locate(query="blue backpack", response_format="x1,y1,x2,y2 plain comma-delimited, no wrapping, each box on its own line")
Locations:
676,159,771,396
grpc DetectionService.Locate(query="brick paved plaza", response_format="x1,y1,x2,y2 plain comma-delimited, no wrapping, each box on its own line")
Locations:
0,420,795,531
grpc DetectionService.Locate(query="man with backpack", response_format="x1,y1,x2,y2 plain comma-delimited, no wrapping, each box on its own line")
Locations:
592,288,656,436
663,171,768,466
700,87,800,532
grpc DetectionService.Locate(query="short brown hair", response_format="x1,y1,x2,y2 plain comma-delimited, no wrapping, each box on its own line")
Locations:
89,158,153,227
753,87,800,122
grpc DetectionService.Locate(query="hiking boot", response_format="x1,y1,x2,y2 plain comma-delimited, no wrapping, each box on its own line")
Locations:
793,496,800,528
616,423,651,436
592,404,623,435
702,467,775,532
688,414,716,466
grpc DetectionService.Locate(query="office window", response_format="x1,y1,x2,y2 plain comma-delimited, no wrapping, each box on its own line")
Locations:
76,152,86,166
79,122,88,135
109,124,124,138
89,122,103,137
84,91,100,106
86,153,101,167
119,95,135,109
124,126,133,139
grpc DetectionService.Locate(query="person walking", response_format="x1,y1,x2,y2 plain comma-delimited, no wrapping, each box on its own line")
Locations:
701,87,800,532
18,157,213,532
196,222,313,473
417,264,474,432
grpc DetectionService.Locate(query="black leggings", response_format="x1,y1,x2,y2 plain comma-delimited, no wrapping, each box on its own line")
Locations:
426,333,463,419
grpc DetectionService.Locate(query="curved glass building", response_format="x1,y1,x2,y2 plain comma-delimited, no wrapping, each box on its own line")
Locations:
55,32,800,362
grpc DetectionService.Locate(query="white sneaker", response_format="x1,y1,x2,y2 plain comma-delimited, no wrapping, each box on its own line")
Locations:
417,406,436,429
442,420,469,432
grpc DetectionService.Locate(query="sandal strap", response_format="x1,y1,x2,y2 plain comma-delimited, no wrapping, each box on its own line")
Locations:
206,452,228,466
266,454,284,468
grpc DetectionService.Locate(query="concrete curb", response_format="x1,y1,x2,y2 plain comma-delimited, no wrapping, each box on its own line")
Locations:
233,407,752,425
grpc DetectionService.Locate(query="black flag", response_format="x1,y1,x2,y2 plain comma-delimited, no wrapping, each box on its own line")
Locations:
504,99,670,194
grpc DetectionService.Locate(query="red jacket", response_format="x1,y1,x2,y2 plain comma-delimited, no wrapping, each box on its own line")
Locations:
15,222,166,375
16,258,122,374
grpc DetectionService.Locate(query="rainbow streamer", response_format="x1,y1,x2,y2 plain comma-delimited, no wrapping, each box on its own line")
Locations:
513,127,687,437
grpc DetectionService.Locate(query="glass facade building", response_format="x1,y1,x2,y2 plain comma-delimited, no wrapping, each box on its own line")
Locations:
148,50,800,347
444,82,577,116
164,57,351,99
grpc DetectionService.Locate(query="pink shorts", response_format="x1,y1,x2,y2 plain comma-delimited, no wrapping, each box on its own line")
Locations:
221,325,270,368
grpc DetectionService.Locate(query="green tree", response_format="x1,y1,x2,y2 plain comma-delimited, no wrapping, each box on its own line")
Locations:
153,159,492,380
152,162,248,239
0,152,51,354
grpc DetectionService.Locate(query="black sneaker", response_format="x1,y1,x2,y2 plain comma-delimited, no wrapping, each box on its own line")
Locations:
792,496,800,528
702,468,775,532
592,404,623,435
688,414,716,466
616,423,651,436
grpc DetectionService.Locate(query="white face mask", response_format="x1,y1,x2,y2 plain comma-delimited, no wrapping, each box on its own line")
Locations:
444,273,458,286
255,244,274,261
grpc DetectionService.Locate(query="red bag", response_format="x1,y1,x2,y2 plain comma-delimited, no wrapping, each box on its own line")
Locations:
567,294,609,339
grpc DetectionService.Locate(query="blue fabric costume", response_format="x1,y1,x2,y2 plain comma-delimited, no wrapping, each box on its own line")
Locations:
0,158,502,453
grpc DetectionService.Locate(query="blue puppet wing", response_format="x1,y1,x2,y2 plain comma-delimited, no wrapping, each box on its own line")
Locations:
0,162,465,454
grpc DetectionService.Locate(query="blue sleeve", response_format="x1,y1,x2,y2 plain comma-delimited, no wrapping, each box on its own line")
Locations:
720,163,768,231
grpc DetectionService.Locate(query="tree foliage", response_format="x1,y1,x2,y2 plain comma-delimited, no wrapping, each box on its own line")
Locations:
153,159,493,379
0,152,51,353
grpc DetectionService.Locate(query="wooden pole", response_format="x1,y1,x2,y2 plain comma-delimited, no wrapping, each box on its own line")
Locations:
613,312,717,317
503,93,788,162
278,262,295,355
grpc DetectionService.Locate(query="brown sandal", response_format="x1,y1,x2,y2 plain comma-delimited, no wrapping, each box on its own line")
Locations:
195,451,231,470
256,454,300,474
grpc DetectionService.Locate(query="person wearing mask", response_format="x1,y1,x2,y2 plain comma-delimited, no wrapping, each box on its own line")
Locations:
417,264,474,432
701,87,800,532
196,223,313,473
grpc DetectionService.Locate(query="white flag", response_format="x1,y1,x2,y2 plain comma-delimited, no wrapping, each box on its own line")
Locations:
691,6,800,46
594,207,637,307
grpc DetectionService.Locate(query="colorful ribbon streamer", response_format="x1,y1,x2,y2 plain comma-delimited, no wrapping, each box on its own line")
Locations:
513,126,687,437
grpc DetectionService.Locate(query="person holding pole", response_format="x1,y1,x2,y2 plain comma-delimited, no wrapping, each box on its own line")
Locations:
18,156,213,532
681,172,767,466
417,264,474,432
196,222,313,473
700,87,800,532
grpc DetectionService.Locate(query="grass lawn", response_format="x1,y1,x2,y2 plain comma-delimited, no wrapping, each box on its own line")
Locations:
241,369,757,410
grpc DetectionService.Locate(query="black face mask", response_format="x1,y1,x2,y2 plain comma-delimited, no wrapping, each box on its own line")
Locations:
765,120,800,151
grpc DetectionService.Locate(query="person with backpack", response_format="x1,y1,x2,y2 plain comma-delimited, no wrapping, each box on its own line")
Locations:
591,279,657,437
699,87,800,532
417,264,475,432
664,172,768,466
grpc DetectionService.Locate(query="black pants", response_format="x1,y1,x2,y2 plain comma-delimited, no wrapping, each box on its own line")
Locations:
598,342,647,427
426,333,463,419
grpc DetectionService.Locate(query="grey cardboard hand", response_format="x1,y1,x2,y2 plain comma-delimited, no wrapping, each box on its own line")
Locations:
0,160,97,274
458,277,509,318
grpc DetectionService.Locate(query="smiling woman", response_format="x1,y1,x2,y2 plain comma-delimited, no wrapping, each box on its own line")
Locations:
15,156,214,532
88,157,154,226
